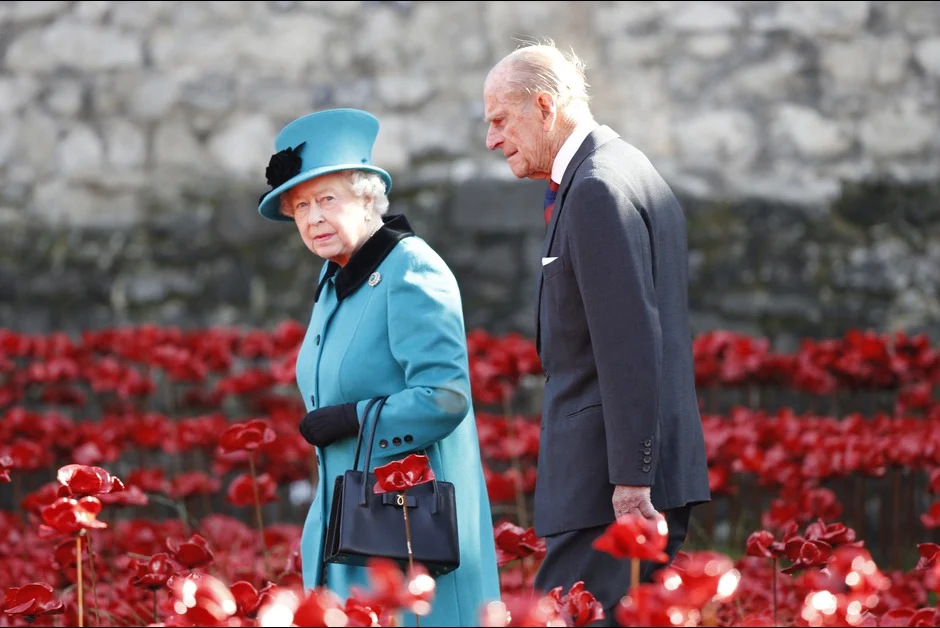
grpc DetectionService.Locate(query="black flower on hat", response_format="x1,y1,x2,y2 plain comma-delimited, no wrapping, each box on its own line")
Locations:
264,141,306,190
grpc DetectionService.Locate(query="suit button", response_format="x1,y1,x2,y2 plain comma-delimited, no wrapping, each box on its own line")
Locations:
315,334,320,345
644,448,651,456
392,437,402,446
643,456,652,463
379,439,388,448
642,465,651,472
644,439,652,447
404,435,413,443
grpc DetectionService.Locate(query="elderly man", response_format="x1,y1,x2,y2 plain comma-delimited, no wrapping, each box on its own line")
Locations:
483,42,711,622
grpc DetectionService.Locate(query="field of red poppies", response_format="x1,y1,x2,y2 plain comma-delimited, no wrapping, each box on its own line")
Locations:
1,324,938,626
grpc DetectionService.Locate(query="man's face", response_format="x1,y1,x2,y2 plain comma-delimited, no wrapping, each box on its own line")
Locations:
483,72,553,181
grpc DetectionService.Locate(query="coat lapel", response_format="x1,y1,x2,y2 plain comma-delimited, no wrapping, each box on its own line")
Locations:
535,126,622,355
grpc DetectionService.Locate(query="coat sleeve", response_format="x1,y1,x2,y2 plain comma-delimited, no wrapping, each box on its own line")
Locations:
566,175,663,487
354,244,472,457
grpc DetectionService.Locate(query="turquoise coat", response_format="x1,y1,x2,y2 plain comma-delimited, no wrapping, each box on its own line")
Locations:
295,216,501,626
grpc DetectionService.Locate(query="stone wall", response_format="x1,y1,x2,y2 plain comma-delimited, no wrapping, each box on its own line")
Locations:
1,0,940,344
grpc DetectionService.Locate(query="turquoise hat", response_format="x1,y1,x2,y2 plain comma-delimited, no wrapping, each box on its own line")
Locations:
257,108,393,222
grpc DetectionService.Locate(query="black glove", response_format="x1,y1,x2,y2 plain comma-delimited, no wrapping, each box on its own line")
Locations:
299,403,360,448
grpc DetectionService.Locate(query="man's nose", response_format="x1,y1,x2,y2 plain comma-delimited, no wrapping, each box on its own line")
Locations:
485,127,501,151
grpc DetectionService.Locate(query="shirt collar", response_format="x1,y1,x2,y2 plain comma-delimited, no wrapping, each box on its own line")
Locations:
551,120,600,185
314,214,415,303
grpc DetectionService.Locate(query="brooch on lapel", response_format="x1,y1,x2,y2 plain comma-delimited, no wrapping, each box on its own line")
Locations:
368,272,381,287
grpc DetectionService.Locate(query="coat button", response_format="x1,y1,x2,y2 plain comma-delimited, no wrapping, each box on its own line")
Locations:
644,439,652,447
404,435,413,443
392,437,402,446
315,334,320,345
379,439,388,448
643,448,651,455
310,395,315,407
643,455,652,463
642,464,651,472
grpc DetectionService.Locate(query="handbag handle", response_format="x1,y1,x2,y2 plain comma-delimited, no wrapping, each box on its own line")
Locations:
357,396,442,513
352,396,385,472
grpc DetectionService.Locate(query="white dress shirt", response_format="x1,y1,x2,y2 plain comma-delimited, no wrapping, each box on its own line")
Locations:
551,120,600,185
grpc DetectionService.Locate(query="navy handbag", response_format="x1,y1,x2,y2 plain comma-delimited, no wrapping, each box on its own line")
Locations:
323,396,460,577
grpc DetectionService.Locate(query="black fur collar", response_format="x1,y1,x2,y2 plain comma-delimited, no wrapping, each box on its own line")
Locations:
314,214,415,302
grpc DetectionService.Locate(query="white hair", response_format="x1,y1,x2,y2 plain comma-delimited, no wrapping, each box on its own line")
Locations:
499,38,592,114
348,170,390,216
279,169,390,216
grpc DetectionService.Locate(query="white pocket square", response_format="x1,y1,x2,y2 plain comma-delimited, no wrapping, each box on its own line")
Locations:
541,257,558,266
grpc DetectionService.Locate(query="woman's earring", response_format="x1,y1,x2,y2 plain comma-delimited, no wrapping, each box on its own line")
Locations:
364,214,371,222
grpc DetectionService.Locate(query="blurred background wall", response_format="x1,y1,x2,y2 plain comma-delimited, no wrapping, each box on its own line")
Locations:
1,0,939,345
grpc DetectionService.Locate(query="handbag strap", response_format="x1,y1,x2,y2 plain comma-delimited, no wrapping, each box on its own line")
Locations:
358,396,442,513
352,396,384,472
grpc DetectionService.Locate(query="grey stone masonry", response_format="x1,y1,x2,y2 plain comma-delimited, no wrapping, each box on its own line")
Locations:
1,1,939,343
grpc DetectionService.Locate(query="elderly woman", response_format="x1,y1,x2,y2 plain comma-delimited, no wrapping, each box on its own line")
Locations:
257,108,500,626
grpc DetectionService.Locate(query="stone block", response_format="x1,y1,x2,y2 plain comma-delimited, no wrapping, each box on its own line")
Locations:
449,178,546,233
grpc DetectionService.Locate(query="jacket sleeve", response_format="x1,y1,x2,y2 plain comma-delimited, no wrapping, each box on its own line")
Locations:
566,175,663,486
354,245,471,457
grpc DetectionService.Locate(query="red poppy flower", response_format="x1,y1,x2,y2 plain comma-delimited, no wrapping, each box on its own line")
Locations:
0,455,12,482
268,587,346,627
226,472,277,507
480,592,565,627
2,582,64,621
97,484,148,507
616,582,690,627
169,471,221,500
166,572,237,627
131,552,175,590
803,519,858,546
230,580,274,619
920,501,940,529
55,463,125,498
39,496,108,536
219,419,276,453
349,558,436,617
547,581,605,627
592,514,669,562
493,520,546,566
745,530,785,559
661,551,740,608
167,534,215,570
781,538,832,574
372,453,435,494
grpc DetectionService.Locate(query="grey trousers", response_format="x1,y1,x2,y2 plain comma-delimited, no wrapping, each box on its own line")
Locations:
533,505,693,627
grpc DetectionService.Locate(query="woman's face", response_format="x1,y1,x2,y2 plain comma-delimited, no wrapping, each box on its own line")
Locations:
281,172,375,267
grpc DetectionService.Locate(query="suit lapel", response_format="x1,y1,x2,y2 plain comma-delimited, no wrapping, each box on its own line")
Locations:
535,125,622,355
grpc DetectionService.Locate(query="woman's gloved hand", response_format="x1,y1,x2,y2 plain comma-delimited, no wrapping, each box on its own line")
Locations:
299,403,360,448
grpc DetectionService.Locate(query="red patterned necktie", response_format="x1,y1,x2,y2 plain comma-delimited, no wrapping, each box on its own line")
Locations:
544,179,559,225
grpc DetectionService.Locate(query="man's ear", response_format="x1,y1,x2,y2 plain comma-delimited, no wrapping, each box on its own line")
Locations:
537,92,556,130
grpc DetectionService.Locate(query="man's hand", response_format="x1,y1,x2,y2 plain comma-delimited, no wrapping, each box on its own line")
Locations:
612,485,661,521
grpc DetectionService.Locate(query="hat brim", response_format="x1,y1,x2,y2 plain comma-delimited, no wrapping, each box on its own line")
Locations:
258,164,393,222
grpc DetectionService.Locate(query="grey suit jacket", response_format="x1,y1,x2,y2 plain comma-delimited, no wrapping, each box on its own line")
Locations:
534,125,711,537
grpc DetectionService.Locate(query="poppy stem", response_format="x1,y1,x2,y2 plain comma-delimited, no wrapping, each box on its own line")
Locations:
85,533,101,627
248,452,271,582
153,589,158,624
630,557,639,593
502,392,529,530
772,557,778,626
76,535,84,628
401,496,420,627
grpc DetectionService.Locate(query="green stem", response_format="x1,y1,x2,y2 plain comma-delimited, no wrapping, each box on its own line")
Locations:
248,452,271,582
